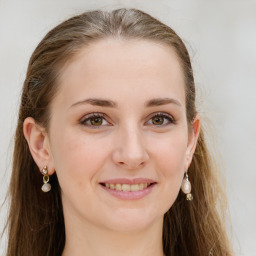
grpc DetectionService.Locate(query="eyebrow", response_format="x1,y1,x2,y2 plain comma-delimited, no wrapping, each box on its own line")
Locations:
70,97,182,108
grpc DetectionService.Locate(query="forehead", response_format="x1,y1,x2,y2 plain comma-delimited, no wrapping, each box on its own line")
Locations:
55,38,186,108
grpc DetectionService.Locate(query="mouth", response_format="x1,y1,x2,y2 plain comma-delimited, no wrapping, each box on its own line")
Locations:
99,179,157,200
99,182,155,192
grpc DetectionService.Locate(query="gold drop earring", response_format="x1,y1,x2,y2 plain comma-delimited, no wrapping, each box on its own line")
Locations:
41,166,51,192
181,171,193,201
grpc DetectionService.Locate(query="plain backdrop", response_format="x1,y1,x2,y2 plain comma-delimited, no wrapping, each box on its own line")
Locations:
0,0,256,255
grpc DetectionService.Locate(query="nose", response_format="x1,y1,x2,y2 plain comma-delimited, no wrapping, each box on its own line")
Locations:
112,126,150,170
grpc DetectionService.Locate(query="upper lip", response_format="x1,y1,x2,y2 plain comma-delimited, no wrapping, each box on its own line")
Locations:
99,178,157,185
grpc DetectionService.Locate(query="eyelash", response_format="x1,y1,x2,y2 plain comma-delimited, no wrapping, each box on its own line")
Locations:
79,112,176,129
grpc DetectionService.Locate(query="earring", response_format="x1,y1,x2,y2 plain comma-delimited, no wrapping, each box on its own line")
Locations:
181,172,193,201
41,166,51,192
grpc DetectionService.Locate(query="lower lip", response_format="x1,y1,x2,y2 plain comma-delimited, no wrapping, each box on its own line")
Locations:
100,184,156,200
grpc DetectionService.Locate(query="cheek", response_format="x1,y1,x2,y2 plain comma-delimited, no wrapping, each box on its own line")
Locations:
49,127,109,191
149,131,187,209
151,130,188,175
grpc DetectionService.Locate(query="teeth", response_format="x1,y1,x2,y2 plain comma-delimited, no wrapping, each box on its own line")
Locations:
116,184,122,191
122,184,131,192
103,183,151,192
131,184,139,191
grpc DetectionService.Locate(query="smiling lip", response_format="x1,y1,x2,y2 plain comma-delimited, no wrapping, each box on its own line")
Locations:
99,178,157,200
100,178,156,185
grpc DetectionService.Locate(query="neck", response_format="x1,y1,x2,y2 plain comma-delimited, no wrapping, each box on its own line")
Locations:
62,214,164,256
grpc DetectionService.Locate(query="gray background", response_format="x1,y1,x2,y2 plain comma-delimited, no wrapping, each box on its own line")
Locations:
0,0,255,255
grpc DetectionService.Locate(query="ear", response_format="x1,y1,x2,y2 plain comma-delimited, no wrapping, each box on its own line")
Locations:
185,114,201,170
23,117,55,175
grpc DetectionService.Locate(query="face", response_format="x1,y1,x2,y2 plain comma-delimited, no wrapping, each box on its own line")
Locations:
46,39,198,232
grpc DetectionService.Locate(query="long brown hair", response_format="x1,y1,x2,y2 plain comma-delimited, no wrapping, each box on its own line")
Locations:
5,8,233,256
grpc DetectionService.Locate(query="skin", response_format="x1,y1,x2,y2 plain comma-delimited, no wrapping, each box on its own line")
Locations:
24,38,200,256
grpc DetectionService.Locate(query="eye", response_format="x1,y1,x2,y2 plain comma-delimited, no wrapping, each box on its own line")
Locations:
79,112,175,129
80,113,110,128
146,112,175,126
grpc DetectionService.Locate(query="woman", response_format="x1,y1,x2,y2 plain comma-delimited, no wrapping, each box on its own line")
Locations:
6,8,233,256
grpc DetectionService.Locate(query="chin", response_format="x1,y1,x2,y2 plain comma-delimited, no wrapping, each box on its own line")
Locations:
101,207,163,233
